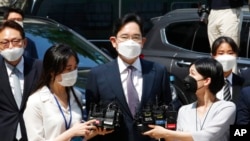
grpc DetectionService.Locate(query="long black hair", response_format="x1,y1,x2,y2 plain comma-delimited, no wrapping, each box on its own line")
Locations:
34,43,79,91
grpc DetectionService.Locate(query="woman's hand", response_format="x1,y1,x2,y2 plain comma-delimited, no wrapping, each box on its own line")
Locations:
143,125,168,140
95,127,114,136
70,119,97,137
83,120,114,140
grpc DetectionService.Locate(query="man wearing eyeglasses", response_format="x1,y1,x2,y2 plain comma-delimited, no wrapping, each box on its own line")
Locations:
0,20,42,141
86,13,172,141
1,6,38,59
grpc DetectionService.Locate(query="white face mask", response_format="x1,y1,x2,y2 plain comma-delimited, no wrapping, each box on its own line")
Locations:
0,47,24,61
215,54,237,72
58,69,78,86
117,40,141,59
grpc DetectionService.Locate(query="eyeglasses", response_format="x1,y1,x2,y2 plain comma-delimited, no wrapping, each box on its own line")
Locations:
0,39,23,48
117,35,142,42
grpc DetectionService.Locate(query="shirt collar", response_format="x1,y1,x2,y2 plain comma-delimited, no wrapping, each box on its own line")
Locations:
5,57,24,76
225,73,233,85
117,56,142,73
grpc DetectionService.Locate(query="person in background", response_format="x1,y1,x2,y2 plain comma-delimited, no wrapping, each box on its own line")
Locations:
143,57,236,141
0,20,42,141
235,85,250,125
2,6,24,27
23,44,112,141
211,36,244,103
201,0,244,48
239,68,250,86
2,6,38,58
85,13,172,141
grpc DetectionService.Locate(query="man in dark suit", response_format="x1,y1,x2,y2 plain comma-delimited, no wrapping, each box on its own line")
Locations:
236,67,250,125
236,85,250,125
240,68,250,86
211,36,244,103
1,6,38,59
0,21,42,141
85,13,172,141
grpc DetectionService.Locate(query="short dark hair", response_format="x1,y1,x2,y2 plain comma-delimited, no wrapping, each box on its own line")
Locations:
0,20,25,38
112,13,144,36
192,57,224,94
211,36,239,55
35,44,79,90
3,7,24,20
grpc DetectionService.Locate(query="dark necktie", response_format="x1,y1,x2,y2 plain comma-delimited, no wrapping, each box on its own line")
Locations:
224,79,231,101
127,66,139,117
12,67,22,139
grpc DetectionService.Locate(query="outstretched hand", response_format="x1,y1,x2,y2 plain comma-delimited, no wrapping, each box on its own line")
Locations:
70,119,97,137
143,125,168,140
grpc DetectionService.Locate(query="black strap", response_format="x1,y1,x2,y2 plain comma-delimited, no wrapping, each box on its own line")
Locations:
70,87,84,121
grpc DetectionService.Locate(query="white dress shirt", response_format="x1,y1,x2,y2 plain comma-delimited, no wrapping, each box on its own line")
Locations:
117,57,143,103
5,57,24,97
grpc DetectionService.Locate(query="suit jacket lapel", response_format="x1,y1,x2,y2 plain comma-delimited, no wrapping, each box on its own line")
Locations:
232,73,244,103
104,59,156,117
0,57,19,109
21,57,39,109
104,60,131,116
140,59,155,108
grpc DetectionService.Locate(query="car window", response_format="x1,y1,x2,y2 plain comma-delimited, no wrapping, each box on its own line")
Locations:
165,21,210,53
165,19,250,58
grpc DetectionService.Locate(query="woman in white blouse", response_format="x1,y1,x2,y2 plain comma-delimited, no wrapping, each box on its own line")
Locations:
24,44,112,141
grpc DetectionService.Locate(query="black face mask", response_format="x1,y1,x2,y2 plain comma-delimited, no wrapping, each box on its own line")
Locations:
183,76,197,93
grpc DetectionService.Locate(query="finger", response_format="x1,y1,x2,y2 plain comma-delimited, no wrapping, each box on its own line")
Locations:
85,126,93,130
85,119,97,125
100,132,106,136
148,124,155,128
106,130,114,133
143,130,151,135
85,130,90,135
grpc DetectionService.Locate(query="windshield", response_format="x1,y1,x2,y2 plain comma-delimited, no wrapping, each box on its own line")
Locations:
22,17,112,90
24,18,111,69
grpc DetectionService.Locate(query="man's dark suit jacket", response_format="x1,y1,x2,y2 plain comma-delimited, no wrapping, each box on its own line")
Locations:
236,86,250,125
86,59,172,141
240,68,250,86
0,56,42,141
231,73,245,103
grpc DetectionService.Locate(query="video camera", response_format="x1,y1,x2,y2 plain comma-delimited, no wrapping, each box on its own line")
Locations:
135,103,177,133
87,101,122,130
197,4,210,24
